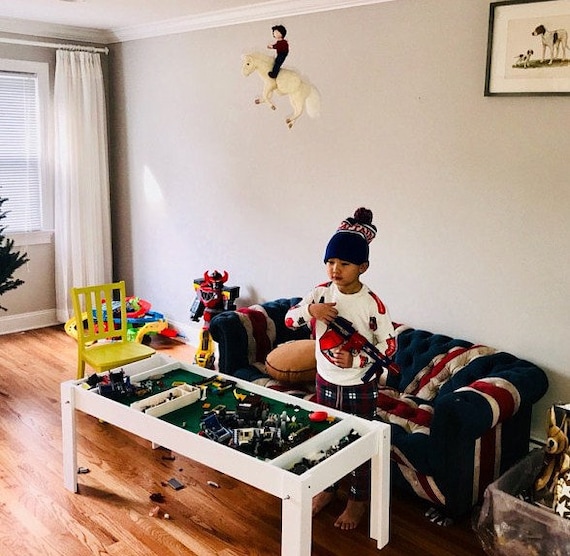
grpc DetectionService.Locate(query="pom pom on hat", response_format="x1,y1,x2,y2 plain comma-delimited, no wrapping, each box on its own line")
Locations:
324,207,377,265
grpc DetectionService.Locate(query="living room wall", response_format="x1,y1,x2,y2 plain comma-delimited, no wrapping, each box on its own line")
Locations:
109,0,568,440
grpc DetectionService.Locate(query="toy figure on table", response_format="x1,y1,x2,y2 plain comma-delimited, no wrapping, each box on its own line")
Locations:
190,270,239,369
267,24,289,78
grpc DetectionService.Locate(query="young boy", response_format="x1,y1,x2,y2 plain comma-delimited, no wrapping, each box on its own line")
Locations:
285,207,397,530
267,25,289,78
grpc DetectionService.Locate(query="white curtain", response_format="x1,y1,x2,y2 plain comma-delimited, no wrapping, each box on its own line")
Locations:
54,50,112,322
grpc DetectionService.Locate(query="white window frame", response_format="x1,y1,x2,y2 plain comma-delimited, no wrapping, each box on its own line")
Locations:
0,58,53,247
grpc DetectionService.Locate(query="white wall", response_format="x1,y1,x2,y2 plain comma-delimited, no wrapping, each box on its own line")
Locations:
5,0,557,441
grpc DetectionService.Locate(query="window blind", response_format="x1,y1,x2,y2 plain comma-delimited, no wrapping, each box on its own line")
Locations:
0,70,42,233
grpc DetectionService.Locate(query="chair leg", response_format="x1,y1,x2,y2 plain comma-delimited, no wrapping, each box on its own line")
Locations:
77,360,86,380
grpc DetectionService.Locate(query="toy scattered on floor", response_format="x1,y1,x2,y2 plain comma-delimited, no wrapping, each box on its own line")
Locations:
190,270,239,369
148,505,170,519
167,477,184,491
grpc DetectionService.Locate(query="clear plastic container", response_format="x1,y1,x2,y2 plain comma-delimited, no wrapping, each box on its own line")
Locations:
474,448,570,555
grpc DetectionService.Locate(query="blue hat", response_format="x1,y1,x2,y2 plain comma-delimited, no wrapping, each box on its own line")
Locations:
324,208,377,265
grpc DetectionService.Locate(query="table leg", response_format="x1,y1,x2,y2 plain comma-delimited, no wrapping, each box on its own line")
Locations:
281,480,313,556
61,382,78,493
369,426,391,548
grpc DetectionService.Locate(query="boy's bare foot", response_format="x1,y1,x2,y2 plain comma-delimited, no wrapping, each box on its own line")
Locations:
334,499,367,530
312,490,335,516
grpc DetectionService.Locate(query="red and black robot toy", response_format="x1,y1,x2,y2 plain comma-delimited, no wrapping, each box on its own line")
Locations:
190,270,239,369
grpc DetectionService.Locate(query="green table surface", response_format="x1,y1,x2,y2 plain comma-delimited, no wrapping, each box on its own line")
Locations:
116,367,338,454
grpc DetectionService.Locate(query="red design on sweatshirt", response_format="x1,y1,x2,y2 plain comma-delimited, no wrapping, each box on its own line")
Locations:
368,291,386,314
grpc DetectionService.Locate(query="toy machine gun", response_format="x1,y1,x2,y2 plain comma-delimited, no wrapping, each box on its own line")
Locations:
190,270,240,369
326,316,399,382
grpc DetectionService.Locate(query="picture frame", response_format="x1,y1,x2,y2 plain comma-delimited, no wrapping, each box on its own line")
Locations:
485,0,570,96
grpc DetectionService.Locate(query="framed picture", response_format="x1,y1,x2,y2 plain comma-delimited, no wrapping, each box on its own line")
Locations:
485,0,570,95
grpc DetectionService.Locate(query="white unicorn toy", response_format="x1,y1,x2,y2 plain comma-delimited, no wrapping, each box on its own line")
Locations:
241,53,320,129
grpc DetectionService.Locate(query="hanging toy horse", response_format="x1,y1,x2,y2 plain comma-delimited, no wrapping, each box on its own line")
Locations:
241,53,320,129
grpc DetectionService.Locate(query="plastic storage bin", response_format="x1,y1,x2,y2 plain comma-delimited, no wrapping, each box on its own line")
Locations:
474,448,570,555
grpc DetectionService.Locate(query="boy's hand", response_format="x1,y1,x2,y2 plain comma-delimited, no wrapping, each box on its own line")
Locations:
331,348,353,369
308,302,338,324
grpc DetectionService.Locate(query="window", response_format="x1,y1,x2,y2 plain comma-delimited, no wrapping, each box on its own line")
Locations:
0,59,51,240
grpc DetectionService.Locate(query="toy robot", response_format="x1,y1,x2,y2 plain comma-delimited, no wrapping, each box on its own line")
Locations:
190,270,239,369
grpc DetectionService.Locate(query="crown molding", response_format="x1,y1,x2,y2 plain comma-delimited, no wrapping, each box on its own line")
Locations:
109,0,394,43
0,0,395,46
0,17,111,44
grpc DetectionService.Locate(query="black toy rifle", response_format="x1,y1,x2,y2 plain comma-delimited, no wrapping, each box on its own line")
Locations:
329,316,399,381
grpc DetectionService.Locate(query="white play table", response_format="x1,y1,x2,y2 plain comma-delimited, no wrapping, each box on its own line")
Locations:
61,354,390,555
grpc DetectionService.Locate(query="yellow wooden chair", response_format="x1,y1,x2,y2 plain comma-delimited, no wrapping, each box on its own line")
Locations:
71,281,156,379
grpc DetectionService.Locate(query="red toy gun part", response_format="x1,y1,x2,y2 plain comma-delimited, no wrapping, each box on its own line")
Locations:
327,316,399,381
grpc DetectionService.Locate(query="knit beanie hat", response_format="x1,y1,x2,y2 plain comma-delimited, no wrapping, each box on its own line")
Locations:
324,207,377,265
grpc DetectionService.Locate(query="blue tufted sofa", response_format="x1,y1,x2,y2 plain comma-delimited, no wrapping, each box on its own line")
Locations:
209,298,313,396
209,297,549,518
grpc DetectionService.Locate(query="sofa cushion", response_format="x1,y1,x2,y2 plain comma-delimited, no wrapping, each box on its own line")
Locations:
265,340,317,383
209,297,310,377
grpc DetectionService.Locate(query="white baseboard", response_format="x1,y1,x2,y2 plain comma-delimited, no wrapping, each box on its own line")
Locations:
0,309,60,335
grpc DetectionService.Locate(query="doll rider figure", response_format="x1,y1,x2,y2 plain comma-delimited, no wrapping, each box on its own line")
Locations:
267,25,289,78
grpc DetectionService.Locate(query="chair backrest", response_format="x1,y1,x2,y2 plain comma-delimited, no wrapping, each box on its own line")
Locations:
71,281,129,346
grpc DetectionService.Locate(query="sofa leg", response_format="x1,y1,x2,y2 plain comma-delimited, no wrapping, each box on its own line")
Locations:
425,506,453,527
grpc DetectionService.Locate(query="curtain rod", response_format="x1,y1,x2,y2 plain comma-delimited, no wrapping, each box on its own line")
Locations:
0,37,108,54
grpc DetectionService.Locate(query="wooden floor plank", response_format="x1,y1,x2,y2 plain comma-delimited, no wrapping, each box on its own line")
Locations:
0,326,486,555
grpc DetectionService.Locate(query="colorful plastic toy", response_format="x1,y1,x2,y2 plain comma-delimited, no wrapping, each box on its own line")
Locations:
65,296,175,345
190,270,239,369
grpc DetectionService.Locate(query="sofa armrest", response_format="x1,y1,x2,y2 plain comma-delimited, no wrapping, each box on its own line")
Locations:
209,310,253,375
209,297,310,376
431,354,548,440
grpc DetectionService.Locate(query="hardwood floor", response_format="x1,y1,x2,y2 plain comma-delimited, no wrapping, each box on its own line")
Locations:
0,326,486,555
